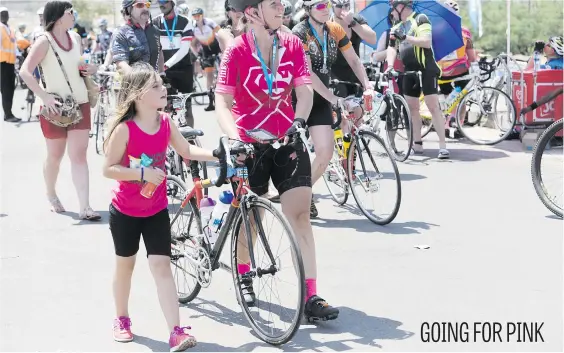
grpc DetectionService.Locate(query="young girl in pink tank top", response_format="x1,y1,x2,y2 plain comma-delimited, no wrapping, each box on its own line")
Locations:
102,63,221,351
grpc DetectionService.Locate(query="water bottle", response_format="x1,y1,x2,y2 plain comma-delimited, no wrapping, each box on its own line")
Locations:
83,50,91,64
533,51,541,71
438,95,447,111
372,93,385,116
446,86,462,106
208,191,234,246
199,197,216,241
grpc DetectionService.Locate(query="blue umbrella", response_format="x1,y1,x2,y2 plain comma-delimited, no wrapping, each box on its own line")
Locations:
359,0,464,61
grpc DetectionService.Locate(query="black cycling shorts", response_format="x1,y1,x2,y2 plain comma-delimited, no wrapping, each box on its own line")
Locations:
334,82,362,99
307,93,333,127
166,67,194,94
402,70,439,97
244,143,312,196
439,71,470,96
201,40,221,70
109,204,171,258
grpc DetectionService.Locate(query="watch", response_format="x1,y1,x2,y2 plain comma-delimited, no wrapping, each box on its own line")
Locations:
348,20,358,28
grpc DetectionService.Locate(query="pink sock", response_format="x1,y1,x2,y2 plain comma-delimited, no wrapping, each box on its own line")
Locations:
238,263,250,275
305,278,317,300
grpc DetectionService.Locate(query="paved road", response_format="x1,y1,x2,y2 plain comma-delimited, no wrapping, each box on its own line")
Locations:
1,87,562,352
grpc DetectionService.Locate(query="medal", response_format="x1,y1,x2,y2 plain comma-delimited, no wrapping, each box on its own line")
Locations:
308,22,328,75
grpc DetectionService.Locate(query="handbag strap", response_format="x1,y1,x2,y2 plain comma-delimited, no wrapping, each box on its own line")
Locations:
37,33,75,95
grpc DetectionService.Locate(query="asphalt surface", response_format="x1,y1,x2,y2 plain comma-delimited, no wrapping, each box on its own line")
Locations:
1,86,562,352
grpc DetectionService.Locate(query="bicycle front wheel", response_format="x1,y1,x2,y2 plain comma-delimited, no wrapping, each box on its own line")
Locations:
456,87,516,145
531,120,563,218
167,175,205,303
231,196,305,345
347,130,401,225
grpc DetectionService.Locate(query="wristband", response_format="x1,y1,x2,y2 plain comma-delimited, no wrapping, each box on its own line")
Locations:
530,102,538,110
140,167,144,182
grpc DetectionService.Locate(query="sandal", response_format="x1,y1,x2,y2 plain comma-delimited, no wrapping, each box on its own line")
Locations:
79,207,102,221
48,195,66,213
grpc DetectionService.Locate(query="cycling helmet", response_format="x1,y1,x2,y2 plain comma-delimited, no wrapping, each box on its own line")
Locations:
98,18,108,27
331,0,349,6
303,0,327,7
37,7,44,15
177,3,190,15
191,7,204,16
390,0,413,8
18,23,26,30
282,0,293,16
122,0,139,9
443,0,459,14
548,36,564,56
229,0,262,12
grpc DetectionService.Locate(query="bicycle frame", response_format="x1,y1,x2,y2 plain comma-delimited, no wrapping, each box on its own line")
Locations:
171,172,279,277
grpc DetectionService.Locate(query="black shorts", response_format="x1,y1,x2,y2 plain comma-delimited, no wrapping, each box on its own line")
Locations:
402,70,439,97
166,67,194,94
333,82,362,98
109,204,172,258
439,71,470,96
201,40,221,70
245,143,312,196
307,93,333,127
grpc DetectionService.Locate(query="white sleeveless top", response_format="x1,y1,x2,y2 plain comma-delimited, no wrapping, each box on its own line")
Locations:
39,31,88,105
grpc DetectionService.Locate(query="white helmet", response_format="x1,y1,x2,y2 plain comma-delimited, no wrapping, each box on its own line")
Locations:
443,0,459,14
548,36,563,56
331,0,349,6
177,3,190,16
37,7,44,15
303,0,326,6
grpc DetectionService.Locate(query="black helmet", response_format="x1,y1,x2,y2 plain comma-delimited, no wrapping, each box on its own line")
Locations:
229,0,262,12
282,0,293,16
191,7,204,16
390,0,413,8
122,0,137,9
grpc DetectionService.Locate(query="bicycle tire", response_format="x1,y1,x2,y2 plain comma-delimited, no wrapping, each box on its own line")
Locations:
27,101,33,121
347,130,401,225
322,152,349,205
94,104,105,155
167,175,204,303
455,87,516,145
417,95,434,139
193,78,207,106
230,196,305,346
385,94,413,162
531,119,563,218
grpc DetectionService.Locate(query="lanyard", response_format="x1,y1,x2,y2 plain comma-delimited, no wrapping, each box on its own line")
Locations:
162,15,177,48
308,22,327,72
252,30,278,98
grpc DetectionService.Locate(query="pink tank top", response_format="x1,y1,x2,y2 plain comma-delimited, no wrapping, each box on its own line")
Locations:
111,114,171,217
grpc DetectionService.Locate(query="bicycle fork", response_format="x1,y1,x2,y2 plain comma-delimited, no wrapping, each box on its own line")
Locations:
353,133,382,193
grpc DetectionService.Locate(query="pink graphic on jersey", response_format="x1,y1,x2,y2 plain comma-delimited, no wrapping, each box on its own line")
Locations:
215,31,312,143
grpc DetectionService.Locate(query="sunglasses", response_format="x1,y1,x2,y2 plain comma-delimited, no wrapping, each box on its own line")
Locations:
133,2,151,9
192,14,203,18
313,2,331,11
335,4,350,9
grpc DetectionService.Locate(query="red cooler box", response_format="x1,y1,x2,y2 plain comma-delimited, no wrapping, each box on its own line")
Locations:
512,69,563,125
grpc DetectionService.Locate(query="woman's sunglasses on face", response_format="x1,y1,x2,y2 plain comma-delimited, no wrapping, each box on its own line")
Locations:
313,2,332,11
133,2,152,9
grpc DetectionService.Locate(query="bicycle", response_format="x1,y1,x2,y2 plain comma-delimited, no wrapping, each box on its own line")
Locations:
527,89,564,218
92,69,117,155
164,91,210,203
320,89,402,224
418,58,517,145
167,134,305,345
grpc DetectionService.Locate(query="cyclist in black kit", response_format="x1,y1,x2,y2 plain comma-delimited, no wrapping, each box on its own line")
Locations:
385,0,449,159
154,0,196,127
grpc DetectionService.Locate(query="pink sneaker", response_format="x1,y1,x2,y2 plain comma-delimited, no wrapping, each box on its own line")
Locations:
113,316,133,342
169,326,197,352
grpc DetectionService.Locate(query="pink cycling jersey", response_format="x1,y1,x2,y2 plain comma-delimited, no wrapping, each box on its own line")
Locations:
111,114,170,218
216,31,312,143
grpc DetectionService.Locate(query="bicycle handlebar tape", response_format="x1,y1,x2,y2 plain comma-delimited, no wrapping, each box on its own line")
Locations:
331,107,343,130
214,136,229,187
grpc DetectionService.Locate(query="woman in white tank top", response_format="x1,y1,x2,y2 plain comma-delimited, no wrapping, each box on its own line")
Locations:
19,1,101,221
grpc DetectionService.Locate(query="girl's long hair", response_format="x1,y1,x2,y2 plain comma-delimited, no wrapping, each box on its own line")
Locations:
103,62,159,153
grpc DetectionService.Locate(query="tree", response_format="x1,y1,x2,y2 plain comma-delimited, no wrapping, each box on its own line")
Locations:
459,0,563,55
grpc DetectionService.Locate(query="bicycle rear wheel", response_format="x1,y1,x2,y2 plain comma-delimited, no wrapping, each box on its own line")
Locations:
347,130,401,225
94,102,107,155
531,119,563,218
456,87,516,145
167,175,205,303
385,94,413,162
322,147,349,205
193,77,208,106
231,196,305,345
